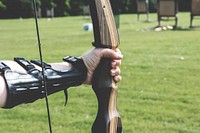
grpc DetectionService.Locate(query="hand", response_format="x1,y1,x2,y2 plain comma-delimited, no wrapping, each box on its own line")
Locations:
81,48,123,84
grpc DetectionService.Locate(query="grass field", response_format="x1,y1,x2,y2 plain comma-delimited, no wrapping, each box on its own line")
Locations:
0,12,200,133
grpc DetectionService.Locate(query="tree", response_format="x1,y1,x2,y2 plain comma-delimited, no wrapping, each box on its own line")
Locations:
20,0,33,18
53,0,70,16
0,0,6,18
1,0,39,18
41,0,55,17
0,0,5,10
119,0,135,13
69,0,84,16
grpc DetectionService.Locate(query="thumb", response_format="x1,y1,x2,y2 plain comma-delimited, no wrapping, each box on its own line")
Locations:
101,48,123,59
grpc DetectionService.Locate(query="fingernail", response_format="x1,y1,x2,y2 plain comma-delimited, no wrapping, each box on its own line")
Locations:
112,62,116,67
117,54,123,58
111,69,115,76
115,76,122,83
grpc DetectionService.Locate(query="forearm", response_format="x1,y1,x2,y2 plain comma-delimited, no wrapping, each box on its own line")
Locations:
0,76,7,107
0,56,87,109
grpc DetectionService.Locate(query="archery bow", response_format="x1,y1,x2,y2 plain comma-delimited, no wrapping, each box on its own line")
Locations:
88,0,122,132
32,0,53,133
33,0,122,132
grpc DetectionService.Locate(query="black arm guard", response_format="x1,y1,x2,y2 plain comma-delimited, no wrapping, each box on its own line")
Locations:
2,56,87,109
0,61,43,109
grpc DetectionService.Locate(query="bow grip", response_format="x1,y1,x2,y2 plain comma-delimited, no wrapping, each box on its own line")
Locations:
88,0,122,132
92,57,122,133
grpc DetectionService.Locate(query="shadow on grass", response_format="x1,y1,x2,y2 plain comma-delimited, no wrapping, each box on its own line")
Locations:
141,25,200,32
137,20,157,23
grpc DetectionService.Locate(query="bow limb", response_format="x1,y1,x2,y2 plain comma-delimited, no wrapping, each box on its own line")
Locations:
88,0,122,133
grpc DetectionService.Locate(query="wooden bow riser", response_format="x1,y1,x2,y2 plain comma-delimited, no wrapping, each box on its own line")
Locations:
89,0,122,132
89,0,119,49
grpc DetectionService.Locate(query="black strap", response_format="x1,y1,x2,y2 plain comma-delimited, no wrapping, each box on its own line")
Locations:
31,59,68,106
63,56,87,76
64,89,68,106
31,60,51,68
14,57,35,72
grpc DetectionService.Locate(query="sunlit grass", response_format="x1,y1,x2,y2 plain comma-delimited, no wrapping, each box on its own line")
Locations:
0,12,200,133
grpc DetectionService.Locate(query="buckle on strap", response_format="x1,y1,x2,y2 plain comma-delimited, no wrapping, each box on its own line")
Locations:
14,57,35,72
0,62,11,73
31,59,69,106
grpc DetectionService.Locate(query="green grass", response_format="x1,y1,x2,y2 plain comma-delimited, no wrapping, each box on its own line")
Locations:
0,12,200,133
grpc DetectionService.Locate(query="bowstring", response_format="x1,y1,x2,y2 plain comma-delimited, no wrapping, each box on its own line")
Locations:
32,0,53,133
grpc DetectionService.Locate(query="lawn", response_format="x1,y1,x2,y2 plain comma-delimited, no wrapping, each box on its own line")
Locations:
0,12,200,133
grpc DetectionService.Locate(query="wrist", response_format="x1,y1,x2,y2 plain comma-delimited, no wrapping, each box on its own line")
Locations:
63,56,87,84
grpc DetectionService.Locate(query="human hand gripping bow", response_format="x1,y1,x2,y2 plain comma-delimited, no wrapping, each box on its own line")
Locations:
88,0,123,132
0,0,122,132
32,0,122,132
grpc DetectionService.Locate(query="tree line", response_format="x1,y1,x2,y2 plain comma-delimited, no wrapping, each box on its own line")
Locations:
0,0,190,19
0,0,75,18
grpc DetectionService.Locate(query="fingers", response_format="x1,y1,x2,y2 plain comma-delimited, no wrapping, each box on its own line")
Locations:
114,75,122,83
111,59,121,68
109,49,122,83
101,48,123,60
110,67,122,83
110,67,120,76
82,48,123,85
